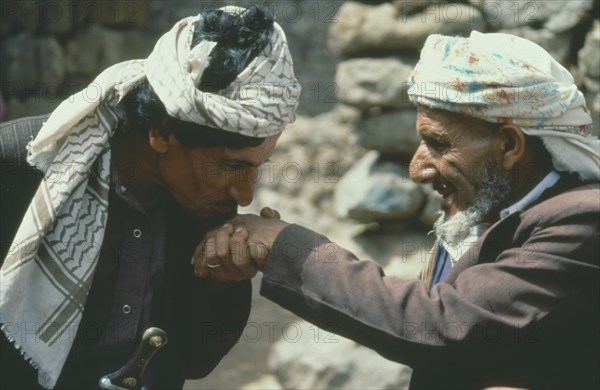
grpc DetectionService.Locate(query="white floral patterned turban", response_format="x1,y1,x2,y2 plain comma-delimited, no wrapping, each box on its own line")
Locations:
408,31,599,181
1,6,299,389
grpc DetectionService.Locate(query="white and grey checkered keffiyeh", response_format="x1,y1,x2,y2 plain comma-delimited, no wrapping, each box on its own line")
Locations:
0,6,300,388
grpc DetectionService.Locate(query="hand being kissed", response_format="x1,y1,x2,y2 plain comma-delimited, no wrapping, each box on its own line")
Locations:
192,207,288,282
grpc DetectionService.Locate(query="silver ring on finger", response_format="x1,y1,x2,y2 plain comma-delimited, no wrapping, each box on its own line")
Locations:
207,262,222,269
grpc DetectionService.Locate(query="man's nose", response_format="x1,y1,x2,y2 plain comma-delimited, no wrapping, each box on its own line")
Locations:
228,168,257,207
409,143,437,183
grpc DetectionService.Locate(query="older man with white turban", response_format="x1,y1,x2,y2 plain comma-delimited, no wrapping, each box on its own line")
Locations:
194,32,600,389
0,5,299,389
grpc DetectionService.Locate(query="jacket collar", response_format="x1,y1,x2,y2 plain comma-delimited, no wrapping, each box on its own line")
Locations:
499,171,560,219
444,173,590,283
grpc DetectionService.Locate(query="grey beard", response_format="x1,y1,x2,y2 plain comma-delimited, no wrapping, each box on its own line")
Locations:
433,159,513,245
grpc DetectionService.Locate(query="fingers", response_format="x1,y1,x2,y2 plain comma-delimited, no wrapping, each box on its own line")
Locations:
193,223,232,279
192,210,285,281
230,227,259,277
260,206,281,220
192,240,210,278
192,223,258,282
248,241,270,270
215,223,234,259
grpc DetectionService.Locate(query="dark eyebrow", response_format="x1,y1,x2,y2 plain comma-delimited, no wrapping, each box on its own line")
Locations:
225,156,273,168
228,159,261,168
419,130,448,143
419,131,451,153
423,134,439,142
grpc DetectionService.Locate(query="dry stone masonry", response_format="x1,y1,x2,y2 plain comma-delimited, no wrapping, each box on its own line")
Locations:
0,0,342,119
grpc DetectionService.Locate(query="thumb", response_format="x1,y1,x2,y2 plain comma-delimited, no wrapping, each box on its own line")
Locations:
260,206,281,220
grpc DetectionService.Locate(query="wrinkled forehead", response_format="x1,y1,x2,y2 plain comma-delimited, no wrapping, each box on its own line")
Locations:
416,105,469,127
416,105,499,136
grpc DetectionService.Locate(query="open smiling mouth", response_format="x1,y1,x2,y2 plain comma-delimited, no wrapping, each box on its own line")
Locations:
433,181,456,203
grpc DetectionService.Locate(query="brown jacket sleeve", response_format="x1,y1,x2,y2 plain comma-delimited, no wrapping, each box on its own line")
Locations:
260,183,599,374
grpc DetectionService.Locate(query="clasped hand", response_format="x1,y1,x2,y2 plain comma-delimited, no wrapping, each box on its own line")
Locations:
192,207,288,281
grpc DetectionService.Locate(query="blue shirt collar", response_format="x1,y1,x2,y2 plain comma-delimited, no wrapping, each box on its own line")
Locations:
500,170,560,219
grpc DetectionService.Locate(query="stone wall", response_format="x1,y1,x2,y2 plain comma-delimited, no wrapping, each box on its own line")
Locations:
0,0,342,120
330,0,600,227
1,0,147,119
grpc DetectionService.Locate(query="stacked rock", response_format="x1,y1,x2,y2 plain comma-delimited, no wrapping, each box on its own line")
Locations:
0,0,149,120
0,0,344,121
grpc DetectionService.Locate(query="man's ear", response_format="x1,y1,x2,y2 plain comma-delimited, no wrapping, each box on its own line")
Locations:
148,127,170,153
497,125,526,171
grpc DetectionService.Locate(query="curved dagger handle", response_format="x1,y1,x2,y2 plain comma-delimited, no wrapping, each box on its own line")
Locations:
99,327,168,390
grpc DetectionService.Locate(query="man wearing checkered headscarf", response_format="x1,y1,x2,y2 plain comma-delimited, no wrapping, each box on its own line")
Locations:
0,5,299,389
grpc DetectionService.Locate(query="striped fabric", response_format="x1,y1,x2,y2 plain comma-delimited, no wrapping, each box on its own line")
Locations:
0,115,47,160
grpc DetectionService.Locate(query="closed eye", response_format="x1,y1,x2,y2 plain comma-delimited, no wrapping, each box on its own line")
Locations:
224,161,248,171
225,160,261,171
422,135,447,152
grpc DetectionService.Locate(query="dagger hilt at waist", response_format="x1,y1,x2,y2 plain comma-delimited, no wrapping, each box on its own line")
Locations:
98,327,168,390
